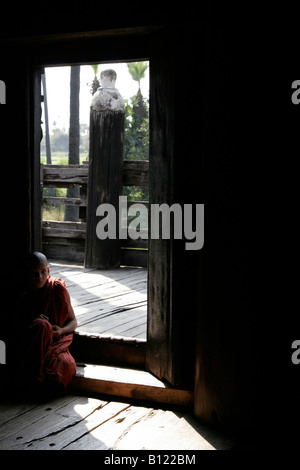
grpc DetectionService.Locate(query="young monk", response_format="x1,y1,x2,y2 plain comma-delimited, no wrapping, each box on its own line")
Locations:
19,252,77,394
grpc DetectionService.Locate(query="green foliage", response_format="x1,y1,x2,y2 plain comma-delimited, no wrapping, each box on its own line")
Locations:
43,187,67,197
41,61,150,220
51,127,68,151
124,92,149,161
123,94,149,201
42,204,65,221
40,151,88,165
41,124,89,155
89,65,100,95
127,62,148,92
124,62,149,202
91,64,99,76
122,185,148,202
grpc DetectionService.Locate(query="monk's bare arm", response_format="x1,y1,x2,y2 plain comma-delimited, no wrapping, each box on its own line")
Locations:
52,291,78,338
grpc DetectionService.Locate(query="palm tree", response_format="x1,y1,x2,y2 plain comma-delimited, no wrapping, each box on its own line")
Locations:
90,64,100,95
125,61,149,165
127,62,148,94
41,72,51,165
65,65,80,221
41,71,54,197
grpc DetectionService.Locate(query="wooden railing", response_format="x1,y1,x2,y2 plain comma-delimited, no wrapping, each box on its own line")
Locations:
41,161,149,266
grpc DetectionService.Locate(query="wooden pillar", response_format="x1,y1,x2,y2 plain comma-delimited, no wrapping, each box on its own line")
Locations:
85,70,125,269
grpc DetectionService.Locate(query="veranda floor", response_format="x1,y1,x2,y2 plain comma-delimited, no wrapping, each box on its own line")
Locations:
0,261,238,451
0,393,235,450
49,260,147,340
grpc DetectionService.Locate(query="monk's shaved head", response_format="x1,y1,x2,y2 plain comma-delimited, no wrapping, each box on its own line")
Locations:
26,252,49,289
27,251,48,270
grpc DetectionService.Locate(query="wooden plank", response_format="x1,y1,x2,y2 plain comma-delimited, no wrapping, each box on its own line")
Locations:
64,405,152,450
42,164,88,186
73,298,146,322
43,221,86,239
127,200,149,210
80,269,147,293
46,263,147,339
70,280,146,337
74,298,147,324
43,182,84,189
67,272,147,303
79,305,147,328
73,294,147,319
43,196,87,206
43,164,88,169
67,274,146,302
73,305,147,332
121,235,148,249
120,322,147,339
0,396,112,450
49,265,146,293
146,35,176,385
68,282,146,302
0,395,84,445
121,248,148,268
109,408,225,450
66,274,146,294
32,68,42,251
123,160,149,186
9,401,130,450
44,221,87,230
42,227,86,239
43,164,88,177
43,243,85,263
74,304,147,333
66,266,146,285
43,238,85,247
71,293,147,321
0,394,234,450
0,402,39,427
79,307,147,337
43,179,88,187
72,364,194,407
49,260,86,269
63,402,233,450
70,332,146,369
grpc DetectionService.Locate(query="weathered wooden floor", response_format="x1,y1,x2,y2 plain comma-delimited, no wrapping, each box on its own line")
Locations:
49,260,147,340
0,393,234,450
0,260,238,451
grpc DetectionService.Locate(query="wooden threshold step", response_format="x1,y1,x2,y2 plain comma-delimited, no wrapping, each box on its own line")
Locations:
70,332,146,370
71,364,193,408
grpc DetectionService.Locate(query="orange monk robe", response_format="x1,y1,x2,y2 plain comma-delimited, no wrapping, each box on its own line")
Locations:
25,276,76,388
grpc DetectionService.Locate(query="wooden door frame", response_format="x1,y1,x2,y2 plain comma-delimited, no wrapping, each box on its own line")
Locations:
31,67,43,252
29,27,185,386
146,35,177,385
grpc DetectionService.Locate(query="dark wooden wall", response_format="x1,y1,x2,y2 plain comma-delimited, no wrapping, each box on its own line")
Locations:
0,5,263,437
